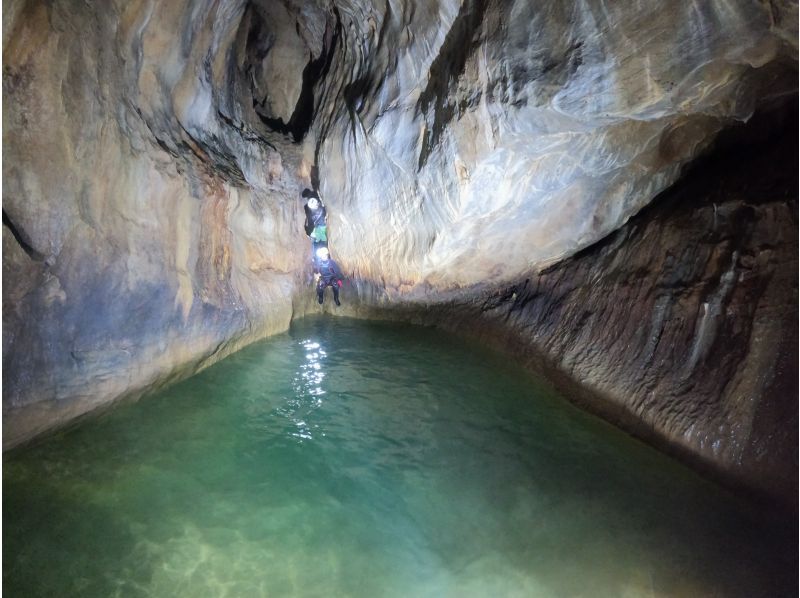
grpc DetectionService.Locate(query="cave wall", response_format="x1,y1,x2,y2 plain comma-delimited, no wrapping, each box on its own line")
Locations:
2,0,316,446
3,0,797,505
314,0,796,291
302,0,797,501
333,100,798,503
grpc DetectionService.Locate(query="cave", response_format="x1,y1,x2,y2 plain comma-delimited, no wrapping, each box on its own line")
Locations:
3,0,798,595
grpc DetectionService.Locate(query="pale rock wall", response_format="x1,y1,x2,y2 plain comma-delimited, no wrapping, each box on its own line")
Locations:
331,102,798,504
2,0,797,506
2,0,314,446
317,0,796,292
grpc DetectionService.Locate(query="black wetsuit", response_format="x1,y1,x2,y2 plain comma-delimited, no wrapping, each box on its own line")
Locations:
304,203,327,236
316,257,343,305
304,202,328,264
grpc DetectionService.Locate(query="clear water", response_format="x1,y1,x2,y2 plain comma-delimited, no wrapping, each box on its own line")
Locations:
4,317,795,597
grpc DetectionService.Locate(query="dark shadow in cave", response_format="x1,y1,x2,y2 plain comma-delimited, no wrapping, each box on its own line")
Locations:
250,9,340,143
2,209,44,262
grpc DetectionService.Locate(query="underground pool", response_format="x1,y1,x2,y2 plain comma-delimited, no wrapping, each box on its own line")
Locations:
3,317,795,597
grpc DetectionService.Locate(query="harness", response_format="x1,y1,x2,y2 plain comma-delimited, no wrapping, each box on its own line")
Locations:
318,260,337,282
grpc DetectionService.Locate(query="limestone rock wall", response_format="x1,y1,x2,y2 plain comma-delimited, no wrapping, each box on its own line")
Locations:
2,0,317,446
315,0,796,292
334,101,798,504
303,0,797,502
3,0,797,506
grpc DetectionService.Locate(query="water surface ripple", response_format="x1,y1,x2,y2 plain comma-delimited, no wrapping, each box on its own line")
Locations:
4,317,794,597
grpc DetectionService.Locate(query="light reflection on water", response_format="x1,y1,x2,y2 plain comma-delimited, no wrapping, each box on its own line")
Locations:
280,339,329,441
3,317,796,598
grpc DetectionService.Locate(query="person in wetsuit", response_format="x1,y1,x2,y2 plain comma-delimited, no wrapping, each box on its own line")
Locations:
315,247,344,306
303,192,328,265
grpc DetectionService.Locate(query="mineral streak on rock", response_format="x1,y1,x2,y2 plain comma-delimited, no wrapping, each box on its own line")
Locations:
2,0,797,503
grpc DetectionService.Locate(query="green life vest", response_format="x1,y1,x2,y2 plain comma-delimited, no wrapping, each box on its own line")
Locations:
312,225,327,242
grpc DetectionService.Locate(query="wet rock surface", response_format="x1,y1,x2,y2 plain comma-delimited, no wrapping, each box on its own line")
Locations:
2,0,310,446
338,100,798,504
3,0,797,503
316,0,796,290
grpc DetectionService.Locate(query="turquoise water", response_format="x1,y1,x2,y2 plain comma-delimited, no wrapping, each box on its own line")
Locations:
4,317,795,597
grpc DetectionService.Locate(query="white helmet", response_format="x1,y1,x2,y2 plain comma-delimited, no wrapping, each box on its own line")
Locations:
316,247,329,259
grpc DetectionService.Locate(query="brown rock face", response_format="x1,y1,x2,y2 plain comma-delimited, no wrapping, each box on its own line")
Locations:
2,0,797,504
342,101,798,504
2,0,311,446
533,103,798,505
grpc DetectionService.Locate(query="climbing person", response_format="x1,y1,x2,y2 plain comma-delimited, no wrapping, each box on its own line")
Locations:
302,190,328,266
315,247,344,306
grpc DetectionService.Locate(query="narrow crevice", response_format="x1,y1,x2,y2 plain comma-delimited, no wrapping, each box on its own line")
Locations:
416,0,489,170
253,14,339,143
3,209,45,261
313,6,345,177
287,17,339,141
